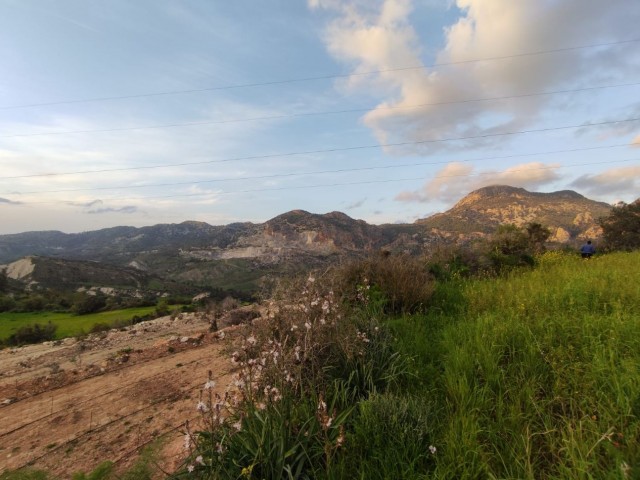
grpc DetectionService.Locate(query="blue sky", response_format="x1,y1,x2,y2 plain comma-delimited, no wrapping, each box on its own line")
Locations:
1,0,639,234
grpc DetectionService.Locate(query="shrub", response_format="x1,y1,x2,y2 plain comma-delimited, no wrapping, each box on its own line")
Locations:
0,294,17,312
175,273,410,478
89,322,112,334
155,298,172,317
73,293,107,315
333,253,435,314
599,200,640,251
426,244,478,280
0,470,51,480
6,322,57,346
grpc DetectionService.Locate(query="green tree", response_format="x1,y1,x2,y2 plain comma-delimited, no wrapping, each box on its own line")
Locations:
0,269,8,293
73,292,107,315
525,222,551,254
599,200,640,251
486,224,535,272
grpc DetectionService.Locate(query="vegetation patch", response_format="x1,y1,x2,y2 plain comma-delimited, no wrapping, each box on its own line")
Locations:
0,306,158,344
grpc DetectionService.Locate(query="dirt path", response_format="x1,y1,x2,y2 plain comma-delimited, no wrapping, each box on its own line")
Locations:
0,313,247,477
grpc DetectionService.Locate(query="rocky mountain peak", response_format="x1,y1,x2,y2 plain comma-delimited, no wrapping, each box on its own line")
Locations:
418,185,611,242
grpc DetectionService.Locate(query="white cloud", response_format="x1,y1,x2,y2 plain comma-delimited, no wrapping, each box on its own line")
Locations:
395,161,561,203
313,0,640,153
571,165,640,199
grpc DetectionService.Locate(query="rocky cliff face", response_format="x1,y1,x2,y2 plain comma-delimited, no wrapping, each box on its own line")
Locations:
417,185,611,242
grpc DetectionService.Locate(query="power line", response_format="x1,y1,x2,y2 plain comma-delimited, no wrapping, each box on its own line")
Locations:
3,81,639,139
16,157,637,206
2,38,638,111
2,115,639,180
9,142,637,195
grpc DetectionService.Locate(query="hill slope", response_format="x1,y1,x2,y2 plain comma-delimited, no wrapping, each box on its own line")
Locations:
0,187,615,291
417,185,611,242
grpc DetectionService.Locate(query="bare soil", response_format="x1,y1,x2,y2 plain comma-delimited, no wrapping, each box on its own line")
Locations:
0,312,247,478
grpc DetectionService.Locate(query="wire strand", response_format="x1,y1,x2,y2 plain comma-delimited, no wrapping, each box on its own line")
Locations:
9,142,637,195
3,81,639,139
2,38,638,110
12,157,638,206
2,116,639,180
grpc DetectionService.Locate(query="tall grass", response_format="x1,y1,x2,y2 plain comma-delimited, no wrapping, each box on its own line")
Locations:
392,251,640,479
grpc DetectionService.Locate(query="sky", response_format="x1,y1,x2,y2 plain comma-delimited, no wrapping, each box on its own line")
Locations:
1,0,639,235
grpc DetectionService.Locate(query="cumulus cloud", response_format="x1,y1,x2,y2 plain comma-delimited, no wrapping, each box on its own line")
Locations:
312,0,640,153
570,165,640,198
396,161,561,203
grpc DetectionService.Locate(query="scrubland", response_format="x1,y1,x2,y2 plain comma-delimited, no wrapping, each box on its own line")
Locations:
3,251,639,479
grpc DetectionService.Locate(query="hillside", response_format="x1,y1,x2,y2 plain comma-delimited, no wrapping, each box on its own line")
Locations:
0,186,614,292
417,185,611,242
3,256,152,292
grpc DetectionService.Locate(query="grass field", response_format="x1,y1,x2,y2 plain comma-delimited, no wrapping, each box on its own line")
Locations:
381,251,640,479
0,306,159,341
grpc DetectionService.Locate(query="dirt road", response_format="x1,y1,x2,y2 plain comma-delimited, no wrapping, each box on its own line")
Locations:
0,313,243,477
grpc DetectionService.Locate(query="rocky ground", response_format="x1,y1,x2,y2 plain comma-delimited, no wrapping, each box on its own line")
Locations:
0,311,251,478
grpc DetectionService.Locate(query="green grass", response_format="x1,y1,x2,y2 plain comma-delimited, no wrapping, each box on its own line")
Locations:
0,306,158,342
386,251,640,479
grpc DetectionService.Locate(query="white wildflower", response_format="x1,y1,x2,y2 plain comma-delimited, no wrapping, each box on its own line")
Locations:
305,322,312,330
196,401,209,413
429,445,437,455
195,455,205,466
322,300,330,313
204,380,215,390
187,464,195,473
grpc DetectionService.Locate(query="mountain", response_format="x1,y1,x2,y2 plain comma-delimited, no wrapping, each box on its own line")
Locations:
417,185,612,242
0,186,614,292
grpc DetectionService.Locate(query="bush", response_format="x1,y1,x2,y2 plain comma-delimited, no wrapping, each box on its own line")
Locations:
599,200,640,251
0,470,51,480
334,253,435,314
0,295,17,312
6,322,57,346
17,294,47,312
155,298,171,317
73,293,107,315
175,273,410,478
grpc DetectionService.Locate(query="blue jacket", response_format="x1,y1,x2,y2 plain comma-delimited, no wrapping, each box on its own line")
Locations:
580,243,596,254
